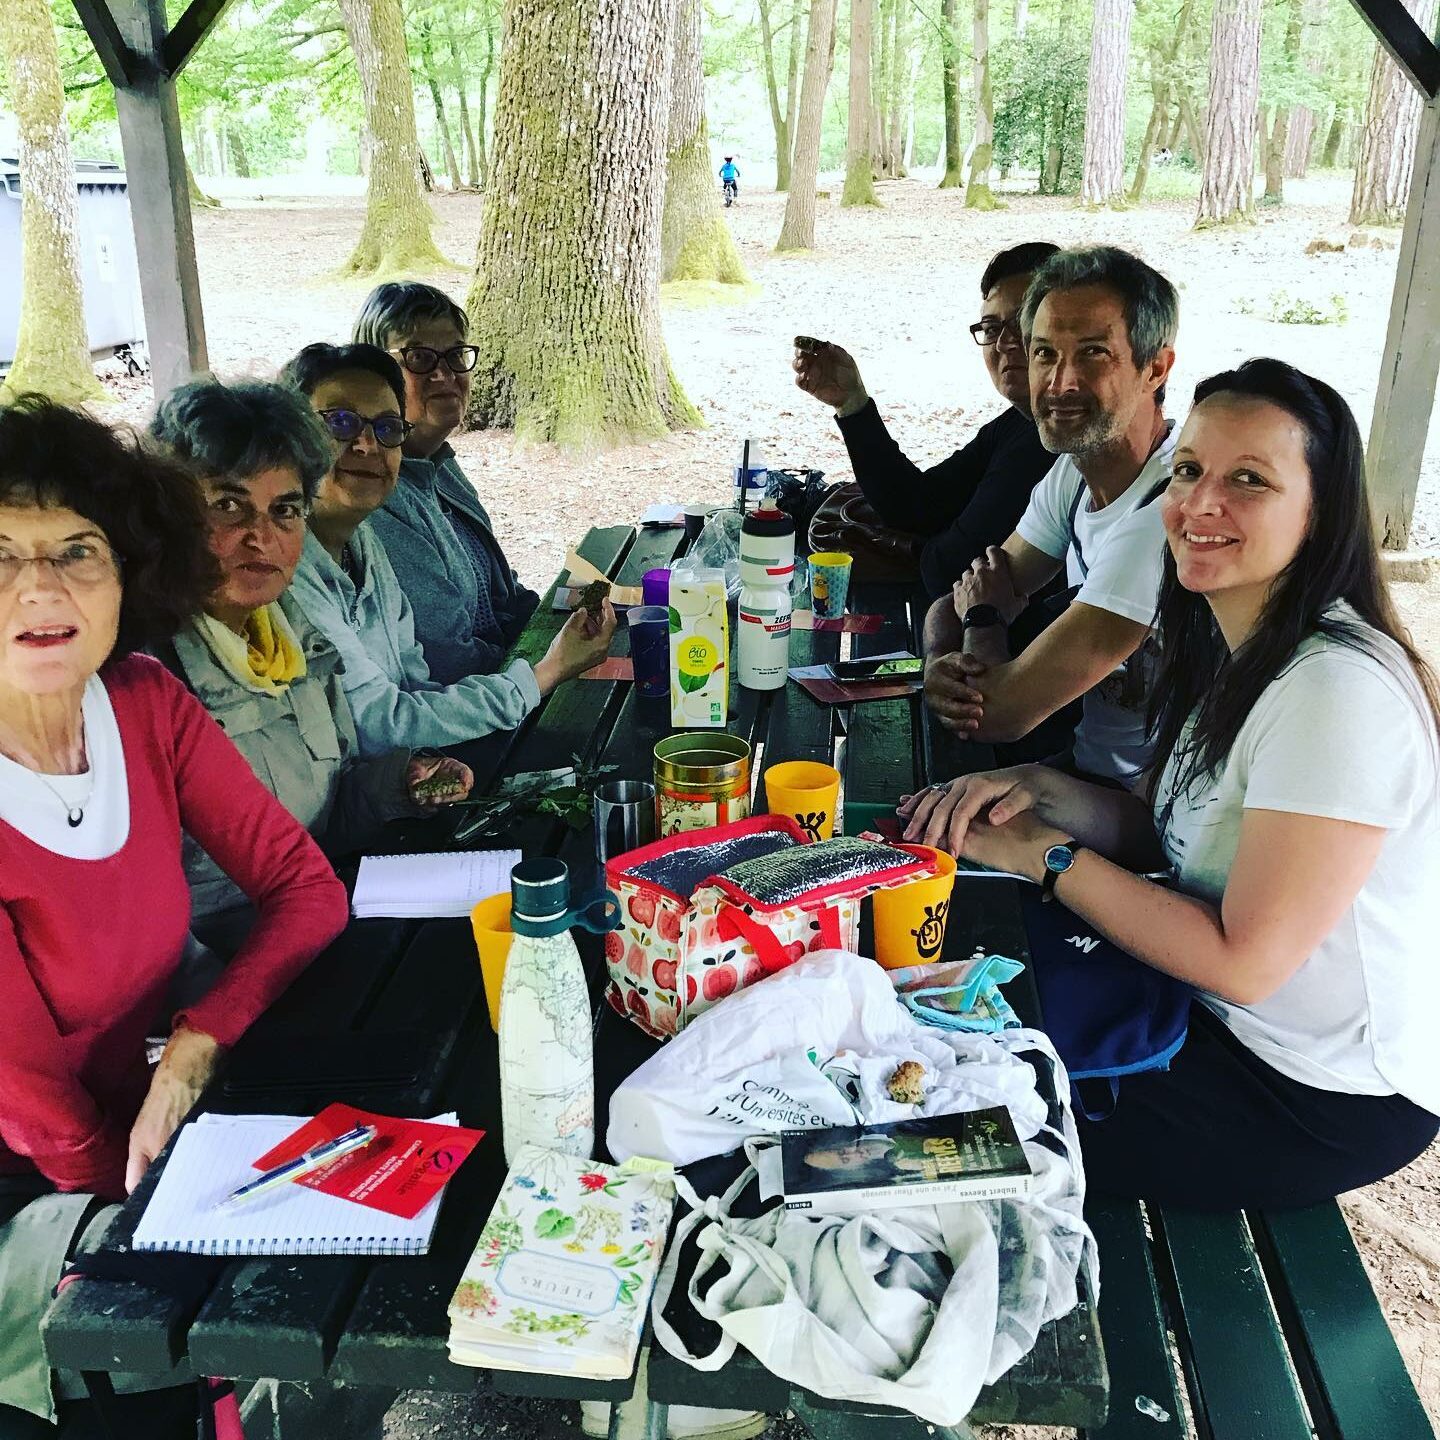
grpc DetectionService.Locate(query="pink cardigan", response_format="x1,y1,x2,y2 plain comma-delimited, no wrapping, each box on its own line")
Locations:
0,655,349,1198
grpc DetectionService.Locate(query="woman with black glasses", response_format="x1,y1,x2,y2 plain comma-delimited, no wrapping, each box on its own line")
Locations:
148,379,473,960
283,343,613,757
352,282,541,684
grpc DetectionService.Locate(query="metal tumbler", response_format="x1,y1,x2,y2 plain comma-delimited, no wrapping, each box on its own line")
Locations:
594,780,658,864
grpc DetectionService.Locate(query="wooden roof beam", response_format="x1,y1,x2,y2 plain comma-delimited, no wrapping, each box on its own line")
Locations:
162,0,240,79
1349,0,1440,99
68,0,138,89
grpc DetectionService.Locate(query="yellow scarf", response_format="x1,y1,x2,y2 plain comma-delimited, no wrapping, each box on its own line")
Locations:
195,604,307,694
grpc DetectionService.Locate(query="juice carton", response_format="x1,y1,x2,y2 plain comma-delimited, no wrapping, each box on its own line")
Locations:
669,568,729,728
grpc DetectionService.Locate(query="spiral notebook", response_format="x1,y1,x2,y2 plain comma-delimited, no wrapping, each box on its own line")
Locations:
351,848,520,919
131,1113,451,1256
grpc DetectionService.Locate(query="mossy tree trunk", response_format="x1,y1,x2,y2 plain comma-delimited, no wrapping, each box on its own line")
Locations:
1195,0,1261,226
758,0,793,191
887,0,910,177
1320,108,1343,166
938,0,964,188
662,0,748,281
477,5,495,189
337,0,450,275
875,0,893,174
776,0,839,251
1263,0,1302,202
465,0,698,446
965,0,997,209
186,152,219,208
0,0,104,404
1130,62,1169,202
446,14,481,188
1350,0,1437,225
842,0,880,205
1081,0,1133,206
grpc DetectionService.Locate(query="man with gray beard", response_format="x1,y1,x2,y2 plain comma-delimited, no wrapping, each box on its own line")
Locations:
922,246,1179,787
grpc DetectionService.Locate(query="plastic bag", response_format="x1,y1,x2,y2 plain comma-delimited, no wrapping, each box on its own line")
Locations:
606,949,1049,1167
684,511,742,597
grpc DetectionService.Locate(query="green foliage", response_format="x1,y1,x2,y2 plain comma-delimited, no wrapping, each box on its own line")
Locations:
1236,289,1349,324
992,22,1089,194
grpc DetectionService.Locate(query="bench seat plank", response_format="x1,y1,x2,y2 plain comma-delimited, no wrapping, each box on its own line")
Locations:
1253,1202,1435,1440
1157,1208,1311,1440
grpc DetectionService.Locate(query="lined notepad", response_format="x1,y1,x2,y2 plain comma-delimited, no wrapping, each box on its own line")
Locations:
131,1114,453,1256
351,848,520,919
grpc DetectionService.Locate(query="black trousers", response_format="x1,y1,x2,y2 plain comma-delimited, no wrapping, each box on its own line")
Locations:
1078,1002,1439,1211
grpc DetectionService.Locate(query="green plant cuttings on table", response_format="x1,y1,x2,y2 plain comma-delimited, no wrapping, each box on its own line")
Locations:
448,757,619,844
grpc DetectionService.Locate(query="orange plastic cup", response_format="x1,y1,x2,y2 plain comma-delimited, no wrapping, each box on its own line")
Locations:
470,893,513,1032
871,845,957,970
764,760,842,841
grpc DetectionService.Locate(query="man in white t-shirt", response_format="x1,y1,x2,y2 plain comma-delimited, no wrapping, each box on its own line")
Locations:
923,245,1179,785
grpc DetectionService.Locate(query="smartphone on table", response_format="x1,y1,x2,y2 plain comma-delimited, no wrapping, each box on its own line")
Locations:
825,655,925,683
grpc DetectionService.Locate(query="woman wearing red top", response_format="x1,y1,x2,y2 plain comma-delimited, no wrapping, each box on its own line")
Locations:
0,397,348,1436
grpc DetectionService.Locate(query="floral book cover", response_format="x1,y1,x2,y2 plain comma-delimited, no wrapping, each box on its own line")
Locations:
781,1107,1033,1217
446,1145,674,1378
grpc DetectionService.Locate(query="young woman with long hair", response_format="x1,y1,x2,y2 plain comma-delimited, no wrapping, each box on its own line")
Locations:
899,358,1440,1208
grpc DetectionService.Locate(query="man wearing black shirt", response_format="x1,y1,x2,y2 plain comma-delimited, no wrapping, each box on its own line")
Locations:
793,241,1059,598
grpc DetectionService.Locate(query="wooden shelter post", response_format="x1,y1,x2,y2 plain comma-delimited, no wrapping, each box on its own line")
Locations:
1368,97,1440,551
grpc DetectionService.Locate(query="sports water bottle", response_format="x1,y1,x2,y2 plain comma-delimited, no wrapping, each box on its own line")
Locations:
737,506,796,691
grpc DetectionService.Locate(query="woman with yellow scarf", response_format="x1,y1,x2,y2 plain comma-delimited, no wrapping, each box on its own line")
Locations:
149,380,472,960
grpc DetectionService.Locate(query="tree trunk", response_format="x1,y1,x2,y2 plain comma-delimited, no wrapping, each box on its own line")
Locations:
186,152,219,208
420,22,464,192
965,0,997,209
1129,75,1169,201
1081,0,1134,206
887,0,910,177
1349,0,1438,225
1163,102,1183,150
776,0,839,250
466,0,696,446
938,0,964,188
446,16,481,189
1284,0,1328,177
758,0,793,191
337,0,448,274
0,0,105,403
419,145,435,192
662,0,749,280
1194,0,1260,227
1177,84,1205,161
875,0,893,175
1014,0,1029,35
1263,0,1302,203
227,126,252,179
477,6,494,189
843,0,881,204
1320,108,1344,166
785,0,804,183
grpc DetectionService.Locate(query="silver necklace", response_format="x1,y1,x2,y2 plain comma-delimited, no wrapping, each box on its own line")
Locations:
31,768,93,827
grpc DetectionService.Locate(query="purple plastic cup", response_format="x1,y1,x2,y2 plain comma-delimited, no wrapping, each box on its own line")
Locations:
627,605,671,699
642,567,671,607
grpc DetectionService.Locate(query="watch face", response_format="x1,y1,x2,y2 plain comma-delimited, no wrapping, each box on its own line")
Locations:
1043,843,1075,875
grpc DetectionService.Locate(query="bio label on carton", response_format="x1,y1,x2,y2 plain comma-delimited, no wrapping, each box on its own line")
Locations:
669,569,729,728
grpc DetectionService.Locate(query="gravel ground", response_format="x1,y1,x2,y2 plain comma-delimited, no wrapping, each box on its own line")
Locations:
90,173,1440,1439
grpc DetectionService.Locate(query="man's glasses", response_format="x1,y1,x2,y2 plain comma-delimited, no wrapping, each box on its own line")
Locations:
207,495,311,534
316,408,412,449
0,541,120,592
392,344,480,376
969,317,1025,347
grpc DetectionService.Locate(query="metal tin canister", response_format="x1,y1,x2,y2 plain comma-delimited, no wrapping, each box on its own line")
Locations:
653,732,753,836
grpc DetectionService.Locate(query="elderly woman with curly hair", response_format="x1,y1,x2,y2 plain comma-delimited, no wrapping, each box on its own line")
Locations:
0,398,348,1438
148,378,472,960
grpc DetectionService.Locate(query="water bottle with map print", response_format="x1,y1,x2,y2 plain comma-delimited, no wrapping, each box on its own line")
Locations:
499,859,620,1163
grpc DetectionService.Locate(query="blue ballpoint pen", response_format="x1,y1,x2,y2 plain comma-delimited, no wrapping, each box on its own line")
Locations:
216,1123,379,1211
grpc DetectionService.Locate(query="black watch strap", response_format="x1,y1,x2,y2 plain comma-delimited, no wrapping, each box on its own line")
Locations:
961,603,1004,632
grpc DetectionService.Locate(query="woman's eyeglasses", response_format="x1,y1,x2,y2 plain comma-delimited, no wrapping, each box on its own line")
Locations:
316,408,412,449
392,344,480,376
0,542,120,592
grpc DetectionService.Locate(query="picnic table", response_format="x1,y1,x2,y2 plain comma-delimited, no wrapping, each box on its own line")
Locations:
41,513,1429,1440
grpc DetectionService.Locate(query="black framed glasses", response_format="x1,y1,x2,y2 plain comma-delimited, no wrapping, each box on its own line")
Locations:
316,408,412,449
393,344,480,375
969,317,1025,348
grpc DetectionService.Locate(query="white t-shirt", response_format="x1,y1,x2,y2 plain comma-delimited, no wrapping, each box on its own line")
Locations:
1153,613,1440,1114
1015,425,1176,782
0,673,129,860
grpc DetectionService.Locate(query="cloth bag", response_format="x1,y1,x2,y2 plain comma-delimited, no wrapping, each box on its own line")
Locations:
806,482,922,583
607,949,1049,1168
605,822,933,1040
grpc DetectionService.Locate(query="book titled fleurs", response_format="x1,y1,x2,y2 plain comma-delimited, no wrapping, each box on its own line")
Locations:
446,1146,674,1379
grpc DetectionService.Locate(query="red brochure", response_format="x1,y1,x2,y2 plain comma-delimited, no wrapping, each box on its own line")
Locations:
253,1104,485,1219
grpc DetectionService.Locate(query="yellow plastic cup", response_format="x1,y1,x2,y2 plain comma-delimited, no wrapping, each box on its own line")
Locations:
871,845,958,970
807,552,854,619
470,893,513,1032
764,760,842,841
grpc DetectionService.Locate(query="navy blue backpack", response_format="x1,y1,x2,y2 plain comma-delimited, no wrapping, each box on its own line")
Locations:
1019,888,1192,1119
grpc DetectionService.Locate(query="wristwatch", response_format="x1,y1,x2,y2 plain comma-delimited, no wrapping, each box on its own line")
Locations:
1040,840,1086,902
961,603,1004,632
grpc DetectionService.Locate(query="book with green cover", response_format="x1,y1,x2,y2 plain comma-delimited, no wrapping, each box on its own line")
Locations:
446,1145,674,1379
781,1107,1032,1216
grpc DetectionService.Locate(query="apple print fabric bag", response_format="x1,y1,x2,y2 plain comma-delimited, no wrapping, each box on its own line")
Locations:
604,816,936,1039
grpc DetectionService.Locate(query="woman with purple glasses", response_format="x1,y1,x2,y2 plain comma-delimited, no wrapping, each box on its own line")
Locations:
283,343,614,758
